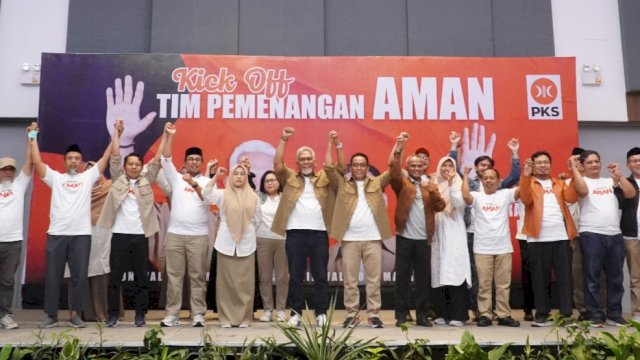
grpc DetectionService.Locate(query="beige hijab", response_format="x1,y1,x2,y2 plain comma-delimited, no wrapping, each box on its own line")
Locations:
222,164,259,243
434,156,462,216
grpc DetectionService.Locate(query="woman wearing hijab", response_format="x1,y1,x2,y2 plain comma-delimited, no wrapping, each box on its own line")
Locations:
431,156,471,326
203,164,261,328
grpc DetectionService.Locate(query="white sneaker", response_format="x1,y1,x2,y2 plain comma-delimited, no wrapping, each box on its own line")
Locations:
288,314,301,327
160,314,180,327
433,317,447,325
192,314,205,327
276,310,287,322
220,323,232,328
316,314,327,327
259,310,272,322
0,314,18,329
449,320,465,327
632,315,640,323
239,322,249,328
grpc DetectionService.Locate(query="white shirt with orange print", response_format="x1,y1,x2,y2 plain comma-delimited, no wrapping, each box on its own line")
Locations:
578,177,621,236
161,156,210,236
469,188,516,255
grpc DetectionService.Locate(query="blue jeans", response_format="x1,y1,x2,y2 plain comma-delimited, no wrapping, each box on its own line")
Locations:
285,230,329,316
579,232,625,321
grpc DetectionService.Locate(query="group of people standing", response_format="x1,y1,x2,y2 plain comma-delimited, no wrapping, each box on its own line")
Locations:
1,121,639,332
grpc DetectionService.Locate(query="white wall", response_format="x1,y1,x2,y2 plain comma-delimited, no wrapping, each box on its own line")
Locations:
551,0,628,122
0,0,69,118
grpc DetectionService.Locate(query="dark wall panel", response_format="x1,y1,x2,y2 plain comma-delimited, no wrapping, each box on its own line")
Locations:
491,0,554,56
325,0,407,55
67,0,152,53
150,0,238,54
619,0,640,92
238,0,324,56
408,0,493,56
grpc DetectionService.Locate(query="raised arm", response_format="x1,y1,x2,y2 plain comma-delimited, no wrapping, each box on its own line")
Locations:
332,131,347,174
518,159,534,205
162,122,176,159
95,138,114,175
29,123,47,179
22,122,37,177
461,166,474,205
110,120,124,178
203,166,226,203
274,127,294,172
609,163,636,199
389,132,409,191
500,138,520,188
569,155,588,197
325,130,337,167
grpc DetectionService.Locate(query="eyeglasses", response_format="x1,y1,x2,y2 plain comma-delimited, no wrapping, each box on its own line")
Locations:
629,159,640,164
186,157,202,163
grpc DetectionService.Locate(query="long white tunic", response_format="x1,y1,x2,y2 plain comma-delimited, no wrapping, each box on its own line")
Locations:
431,188,471,288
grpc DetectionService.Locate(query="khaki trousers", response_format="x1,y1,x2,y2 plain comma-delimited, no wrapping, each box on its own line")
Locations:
475,253,512,318
165,233,209,316
341,240,382,316
256,237,288,311
625,239,640,317
217,252,255,325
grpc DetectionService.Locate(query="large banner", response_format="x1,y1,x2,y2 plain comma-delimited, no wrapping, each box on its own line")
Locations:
28,53,577,300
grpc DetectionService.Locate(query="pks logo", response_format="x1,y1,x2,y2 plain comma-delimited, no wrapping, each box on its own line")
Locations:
526,75,562,120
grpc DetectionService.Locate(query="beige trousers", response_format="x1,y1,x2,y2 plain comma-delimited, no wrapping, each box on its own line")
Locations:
217,252,255,325
164,233,209,316
475,253,512,318
341,240,382,317
256,237,289,311
625,239,640,317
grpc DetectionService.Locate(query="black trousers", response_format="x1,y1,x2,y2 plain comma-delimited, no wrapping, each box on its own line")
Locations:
394,235,430,320
285,229,329,316
518,240,535,313
528,240,573,319
108,233,149,315
432,283,469,322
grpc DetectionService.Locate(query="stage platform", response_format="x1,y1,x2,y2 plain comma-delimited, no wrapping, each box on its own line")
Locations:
0,309,615,349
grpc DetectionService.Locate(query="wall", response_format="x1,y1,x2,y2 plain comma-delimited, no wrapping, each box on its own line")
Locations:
551,0,628,121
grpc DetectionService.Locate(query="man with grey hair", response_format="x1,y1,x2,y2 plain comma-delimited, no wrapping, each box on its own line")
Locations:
0,123,35,330
272,127,337,327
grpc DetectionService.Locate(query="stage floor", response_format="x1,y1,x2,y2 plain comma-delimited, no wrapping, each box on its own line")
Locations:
0,309,613,348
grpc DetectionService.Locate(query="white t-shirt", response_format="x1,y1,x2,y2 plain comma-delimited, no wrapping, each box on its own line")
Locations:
0,170,32,242
528,179,569,242
343,180,381,241
112,179,144,234
161,156,210,236
43,165,100,235
578,177,621,236
257,194,285,240
470,188,516,254
400,179,427,240
287,176,326,231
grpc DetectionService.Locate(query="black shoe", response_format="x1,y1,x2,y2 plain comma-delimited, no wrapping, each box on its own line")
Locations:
106,314,118,328
477,316,492,327
577,312,588,322
497,316,520,327
524,311,534,322
416,315,433,327
134,313,146,327
342,316,360,328
395,319,407,328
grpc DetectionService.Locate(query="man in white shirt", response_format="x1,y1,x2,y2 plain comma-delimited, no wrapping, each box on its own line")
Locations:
159,123,211,328
571,150,636,327
0,123,35,330
31,128,112,328
271,127,338,327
